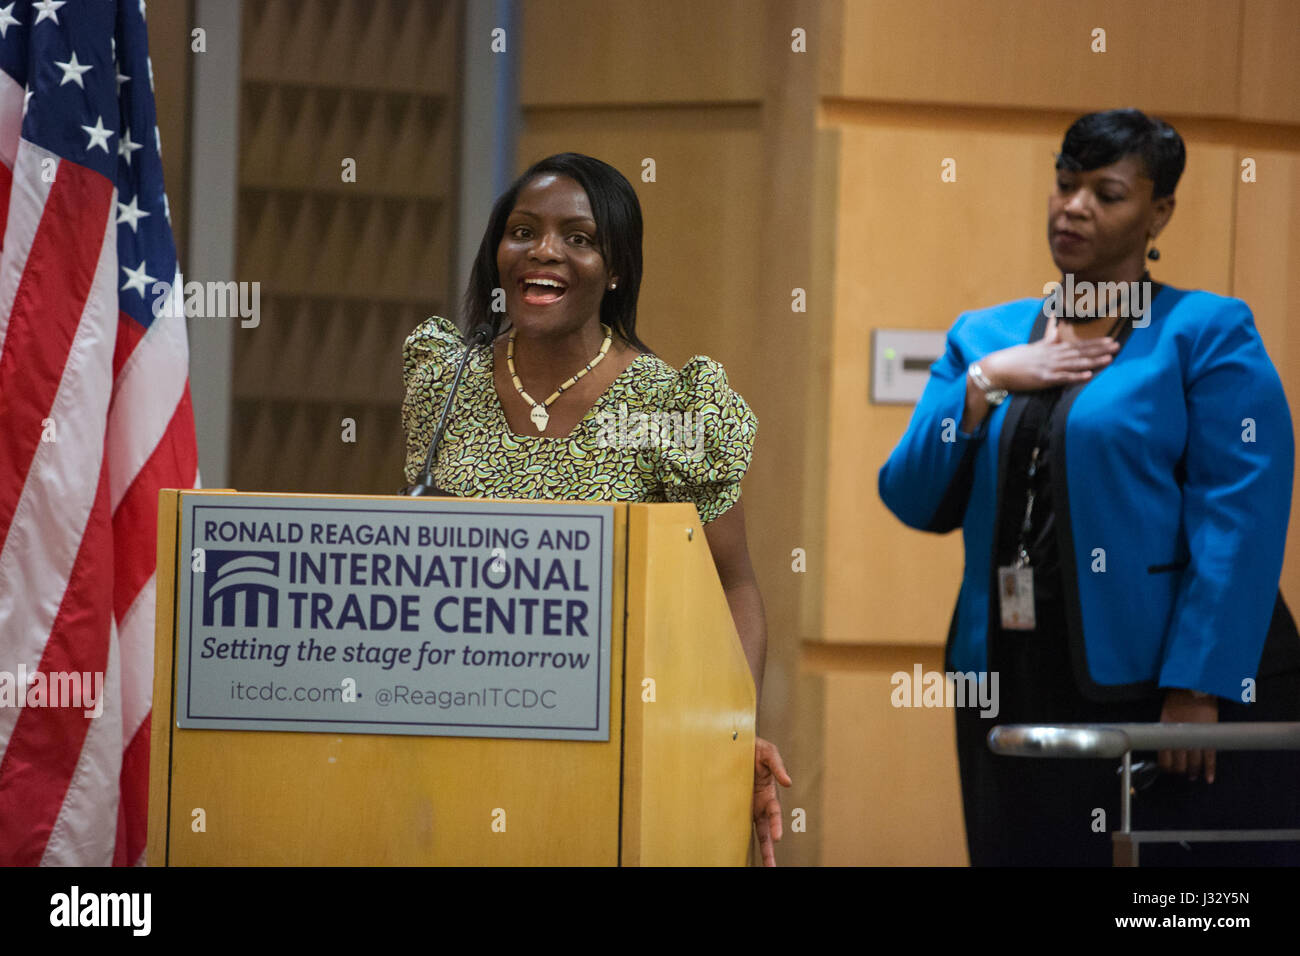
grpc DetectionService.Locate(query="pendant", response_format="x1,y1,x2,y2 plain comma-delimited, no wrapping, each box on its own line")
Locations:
530,404,549,432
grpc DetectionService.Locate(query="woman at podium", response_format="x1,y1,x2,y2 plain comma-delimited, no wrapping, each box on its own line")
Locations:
401,152,790,865
879,109,1300,865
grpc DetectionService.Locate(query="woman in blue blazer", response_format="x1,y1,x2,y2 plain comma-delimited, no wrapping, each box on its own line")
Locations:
879,109,1300,865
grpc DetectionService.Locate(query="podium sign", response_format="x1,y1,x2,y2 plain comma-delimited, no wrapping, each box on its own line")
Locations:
174,494,614,741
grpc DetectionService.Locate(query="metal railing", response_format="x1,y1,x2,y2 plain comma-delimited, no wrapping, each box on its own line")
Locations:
987,722,1300,865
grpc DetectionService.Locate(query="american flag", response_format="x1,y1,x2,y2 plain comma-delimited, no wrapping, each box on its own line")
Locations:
0,0,198,865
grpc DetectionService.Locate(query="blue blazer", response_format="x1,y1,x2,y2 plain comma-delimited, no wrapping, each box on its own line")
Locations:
878,285,1294,701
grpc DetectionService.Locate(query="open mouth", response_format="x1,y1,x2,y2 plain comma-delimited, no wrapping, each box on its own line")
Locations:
519,277,568,306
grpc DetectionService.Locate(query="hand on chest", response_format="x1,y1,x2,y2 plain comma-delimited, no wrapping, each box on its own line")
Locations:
1040,334,1187,479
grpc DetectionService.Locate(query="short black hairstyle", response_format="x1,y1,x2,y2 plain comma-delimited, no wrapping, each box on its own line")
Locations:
460,152,650,353
1055,108,1186,199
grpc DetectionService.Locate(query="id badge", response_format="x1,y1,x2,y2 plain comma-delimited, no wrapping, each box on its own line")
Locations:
997,565,1036,630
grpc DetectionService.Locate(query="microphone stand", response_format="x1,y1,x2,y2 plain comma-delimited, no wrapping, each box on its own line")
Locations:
402,321,495,497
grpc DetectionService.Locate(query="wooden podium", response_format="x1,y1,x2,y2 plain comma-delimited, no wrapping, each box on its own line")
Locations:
146,490,756,866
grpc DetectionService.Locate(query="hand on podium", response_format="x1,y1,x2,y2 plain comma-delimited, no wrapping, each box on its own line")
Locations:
752,736,792,866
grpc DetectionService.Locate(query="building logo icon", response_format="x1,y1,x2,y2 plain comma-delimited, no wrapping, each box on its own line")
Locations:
202,551,280,627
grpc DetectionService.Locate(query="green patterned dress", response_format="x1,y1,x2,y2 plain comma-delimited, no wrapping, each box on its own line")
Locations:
401,316,756,524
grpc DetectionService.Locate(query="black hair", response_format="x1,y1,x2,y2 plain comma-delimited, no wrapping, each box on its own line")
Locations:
460,152,650,353
1055,108,1186,199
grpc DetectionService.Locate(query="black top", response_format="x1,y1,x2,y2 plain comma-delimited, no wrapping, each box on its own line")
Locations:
995,385,1067,610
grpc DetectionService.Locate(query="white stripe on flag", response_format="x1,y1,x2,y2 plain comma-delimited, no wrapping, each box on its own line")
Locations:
117,572,155,745
0,189,117,759
108,281,190,511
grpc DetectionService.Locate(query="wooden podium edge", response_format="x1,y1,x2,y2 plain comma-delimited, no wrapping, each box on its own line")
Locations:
146,489,181,866
620,503,757,866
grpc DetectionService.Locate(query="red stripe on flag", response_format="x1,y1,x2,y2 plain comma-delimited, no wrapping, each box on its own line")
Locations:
0,461,114,865
112,713,151,866
113,310,146,382
112,382,197,622
0,161,114,550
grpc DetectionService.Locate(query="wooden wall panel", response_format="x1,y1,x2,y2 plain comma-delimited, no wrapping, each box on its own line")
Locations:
1233,149,1300,610
1238,0,1300,124
831,0,1242,118
755,0,836,870
821,662,966,865
519,0,764,106
231,0,463,496
822,122,1050,648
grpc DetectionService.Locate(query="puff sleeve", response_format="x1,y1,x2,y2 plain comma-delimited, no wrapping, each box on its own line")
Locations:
655,356,757,524
401,315,468,486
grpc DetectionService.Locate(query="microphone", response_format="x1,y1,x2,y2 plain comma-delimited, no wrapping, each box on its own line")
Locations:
402,319,496,497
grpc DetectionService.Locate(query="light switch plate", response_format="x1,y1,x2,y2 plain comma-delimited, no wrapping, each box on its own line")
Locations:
871,329,947,404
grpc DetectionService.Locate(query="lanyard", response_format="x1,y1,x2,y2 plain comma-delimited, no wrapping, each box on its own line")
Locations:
1012,314,1126,569
1013,436,1047,569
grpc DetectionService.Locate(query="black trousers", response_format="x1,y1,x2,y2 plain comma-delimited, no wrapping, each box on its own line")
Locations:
955,616,1300,866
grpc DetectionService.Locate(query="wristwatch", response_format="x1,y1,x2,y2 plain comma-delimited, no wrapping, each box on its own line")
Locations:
969,363,1008,406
